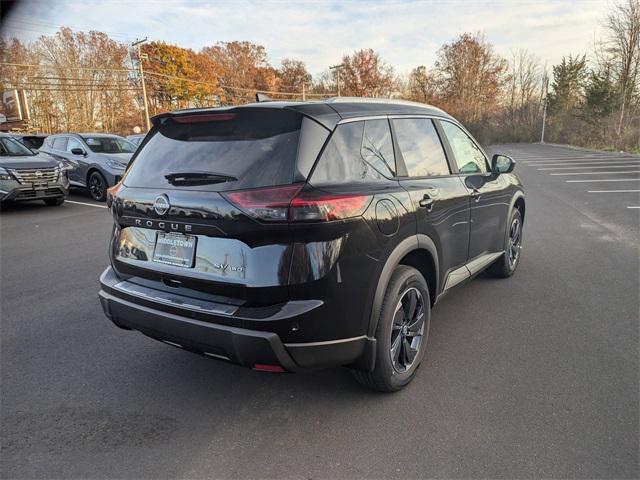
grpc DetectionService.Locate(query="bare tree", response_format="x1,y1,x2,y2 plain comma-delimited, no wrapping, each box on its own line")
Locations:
604,0,640,141
504,49,544,140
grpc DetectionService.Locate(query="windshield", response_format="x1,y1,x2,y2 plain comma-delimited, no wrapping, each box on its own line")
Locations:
0,136,35,157
124,109,303,192
20,136,46,150
82,136,136,154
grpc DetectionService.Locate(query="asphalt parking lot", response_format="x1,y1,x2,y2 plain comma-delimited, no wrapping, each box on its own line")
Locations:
1,143,638,479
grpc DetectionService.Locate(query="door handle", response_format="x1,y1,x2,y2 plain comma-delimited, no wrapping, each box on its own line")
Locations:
418,194,435,211
470,189,481,202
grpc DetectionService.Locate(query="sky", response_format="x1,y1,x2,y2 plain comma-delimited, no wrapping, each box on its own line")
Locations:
2,0,611,76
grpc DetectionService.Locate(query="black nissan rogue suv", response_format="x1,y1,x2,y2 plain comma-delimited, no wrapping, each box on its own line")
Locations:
99,98,525,392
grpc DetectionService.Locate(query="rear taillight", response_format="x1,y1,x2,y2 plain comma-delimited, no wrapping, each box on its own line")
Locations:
224,184,303,221
290,191,372,221
223,184,371,223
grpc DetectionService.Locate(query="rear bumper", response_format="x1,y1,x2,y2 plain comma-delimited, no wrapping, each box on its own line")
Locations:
99,267,374,371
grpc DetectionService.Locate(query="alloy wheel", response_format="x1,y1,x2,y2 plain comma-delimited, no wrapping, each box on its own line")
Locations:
389,287,425,373
508,217,521,269
89,173,105,200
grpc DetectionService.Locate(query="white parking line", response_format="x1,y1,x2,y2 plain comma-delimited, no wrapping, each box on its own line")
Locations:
524,158,640,163
525,161,640,167
587,189,640,193
66,200,107,209
628,206,640,209
550,171,640,176
566,178,640,183
539,164,640,171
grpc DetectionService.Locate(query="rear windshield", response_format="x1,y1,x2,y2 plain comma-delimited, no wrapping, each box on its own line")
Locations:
124,109,303,191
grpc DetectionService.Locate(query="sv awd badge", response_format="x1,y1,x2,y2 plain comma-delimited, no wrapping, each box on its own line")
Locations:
153,194,170,216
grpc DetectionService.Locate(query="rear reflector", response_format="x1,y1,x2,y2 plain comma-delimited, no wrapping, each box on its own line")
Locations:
223,184,371,223
253,364,285,373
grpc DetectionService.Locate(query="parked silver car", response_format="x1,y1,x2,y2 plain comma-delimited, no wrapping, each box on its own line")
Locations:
0,133,69,206
40,133,135,201
126,134,145,147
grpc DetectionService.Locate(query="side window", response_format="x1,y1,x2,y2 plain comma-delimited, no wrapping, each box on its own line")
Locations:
310,122,386,185
440,121,488,174
52,137,68,151
67,137,83,152
393,118,449,177
361,119,395,177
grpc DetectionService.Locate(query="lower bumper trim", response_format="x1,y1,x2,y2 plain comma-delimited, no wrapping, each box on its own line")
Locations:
99,286,374,372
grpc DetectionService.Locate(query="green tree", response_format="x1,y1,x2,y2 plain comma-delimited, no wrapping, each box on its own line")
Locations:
548,54,587,114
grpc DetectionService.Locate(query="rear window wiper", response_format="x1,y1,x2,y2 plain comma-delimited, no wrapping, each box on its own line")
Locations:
164,172,238,186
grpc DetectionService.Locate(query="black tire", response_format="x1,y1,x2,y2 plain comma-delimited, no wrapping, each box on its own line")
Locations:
88,171,108,202
353,265,431,392
43,197,65,206
486,208,523,278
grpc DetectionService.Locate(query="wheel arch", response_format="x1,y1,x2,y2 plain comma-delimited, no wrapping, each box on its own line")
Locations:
511,190,526,222
366,235,439,338
86,166,103,185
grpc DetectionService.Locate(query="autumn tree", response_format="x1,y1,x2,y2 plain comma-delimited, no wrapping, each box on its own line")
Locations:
434,33,508,130
202,41,273,103
32,28,137,133
405,65,438,104
340,49,395,97
278,58,311,94
142,41,222,113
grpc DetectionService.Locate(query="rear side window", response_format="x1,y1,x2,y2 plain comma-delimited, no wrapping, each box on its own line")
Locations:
84,136,135,154
361,119,395,177
393,118,449,177
309,121,391,186
124,109,303,191
52,137,68,151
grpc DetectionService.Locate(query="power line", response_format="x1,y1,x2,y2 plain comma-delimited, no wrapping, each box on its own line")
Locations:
0,62,137,73
5,16,137,40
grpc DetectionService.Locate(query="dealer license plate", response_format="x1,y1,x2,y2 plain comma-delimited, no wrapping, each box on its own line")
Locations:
152,232,197,268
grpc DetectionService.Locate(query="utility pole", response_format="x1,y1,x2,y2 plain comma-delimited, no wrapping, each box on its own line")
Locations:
302,83,306,101
132,37,150,131
540,76,549,144
330,63,344,96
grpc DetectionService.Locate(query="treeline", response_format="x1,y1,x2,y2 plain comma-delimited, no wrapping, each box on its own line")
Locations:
1,0,638,150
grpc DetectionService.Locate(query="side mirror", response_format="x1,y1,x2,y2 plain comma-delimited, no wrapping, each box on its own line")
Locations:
71,147,86,156
492,154,515,174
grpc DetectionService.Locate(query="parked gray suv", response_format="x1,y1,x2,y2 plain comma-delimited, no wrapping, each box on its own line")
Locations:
40,133,135,201
0,133,69,206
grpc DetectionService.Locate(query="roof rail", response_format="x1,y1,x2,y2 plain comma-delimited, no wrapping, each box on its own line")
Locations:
325,96,440,110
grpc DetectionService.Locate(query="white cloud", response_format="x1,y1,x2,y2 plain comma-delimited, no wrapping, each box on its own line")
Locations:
3,0,609,75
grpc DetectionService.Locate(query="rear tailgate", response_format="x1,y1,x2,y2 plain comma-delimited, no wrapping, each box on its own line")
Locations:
110,108,311,306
